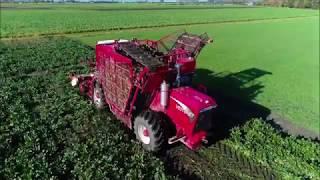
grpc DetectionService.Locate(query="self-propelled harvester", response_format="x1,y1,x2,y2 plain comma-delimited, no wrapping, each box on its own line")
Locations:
70,31,217,151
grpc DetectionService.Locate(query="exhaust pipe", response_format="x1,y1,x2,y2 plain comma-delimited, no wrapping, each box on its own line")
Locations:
175,63,181,87
160,80,169,108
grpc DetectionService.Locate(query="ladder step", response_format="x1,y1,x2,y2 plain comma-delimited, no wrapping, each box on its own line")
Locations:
168,136,186,144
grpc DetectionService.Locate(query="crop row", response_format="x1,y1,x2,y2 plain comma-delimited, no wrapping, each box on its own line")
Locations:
222,119,320,179
0,38,93,77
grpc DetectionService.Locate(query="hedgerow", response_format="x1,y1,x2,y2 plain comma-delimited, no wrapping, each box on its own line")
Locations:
225,119,320,179
0,38,167,179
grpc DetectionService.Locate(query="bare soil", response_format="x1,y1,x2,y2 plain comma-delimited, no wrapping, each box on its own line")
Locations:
163,143,276,179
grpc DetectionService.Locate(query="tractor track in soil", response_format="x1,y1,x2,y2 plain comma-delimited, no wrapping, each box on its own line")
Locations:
162,143,276,179
0,15,317,40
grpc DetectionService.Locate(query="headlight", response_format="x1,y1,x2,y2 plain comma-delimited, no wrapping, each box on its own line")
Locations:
71,77,79,87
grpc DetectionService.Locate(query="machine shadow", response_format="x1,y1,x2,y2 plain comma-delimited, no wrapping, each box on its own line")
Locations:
194,68,273,145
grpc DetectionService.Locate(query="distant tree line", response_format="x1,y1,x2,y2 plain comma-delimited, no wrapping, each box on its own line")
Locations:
1,0,318,8
261,0,319,9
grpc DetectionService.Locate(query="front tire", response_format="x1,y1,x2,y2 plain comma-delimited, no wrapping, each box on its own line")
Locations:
134,111,166,152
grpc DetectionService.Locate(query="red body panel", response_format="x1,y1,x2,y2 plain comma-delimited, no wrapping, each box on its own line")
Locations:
150,87,217,149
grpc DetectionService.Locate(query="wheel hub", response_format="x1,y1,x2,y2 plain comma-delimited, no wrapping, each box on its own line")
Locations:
138,125,150,144
143,129,149,136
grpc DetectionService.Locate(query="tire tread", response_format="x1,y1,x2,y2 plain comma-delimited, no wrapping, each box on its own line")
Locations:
134,110,166,151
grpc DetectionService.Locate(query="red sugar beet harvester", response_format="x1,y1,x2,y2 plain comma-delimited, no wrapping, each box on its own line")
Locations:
70,31,217,151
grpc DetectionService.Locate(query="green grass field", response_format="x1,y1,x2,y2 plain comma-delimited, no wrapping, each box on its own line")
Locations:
1,4,318,38
1,3,319,179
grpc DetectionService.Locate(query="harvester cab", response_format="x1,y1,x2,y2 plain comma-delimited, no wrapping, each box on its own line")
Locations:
70,31,217,152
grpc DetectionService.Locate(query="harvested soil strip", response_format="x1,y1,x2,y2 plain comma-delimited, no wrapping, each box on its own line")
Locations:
1,15,317,39
164,143,276,179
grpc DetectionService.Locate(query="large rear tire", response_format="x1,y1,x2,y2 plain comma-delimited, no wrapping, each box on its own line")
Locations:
134,110,166,152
